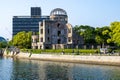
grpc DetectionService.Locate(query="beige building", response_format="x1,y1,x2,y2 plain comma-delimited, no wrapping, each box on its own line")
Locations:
32,8,83,49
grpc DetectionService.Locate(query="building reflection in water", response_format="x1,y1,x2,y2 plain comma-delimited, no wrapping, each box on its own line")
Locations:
6,58,120,80
45,63,70,80
9,58,73,80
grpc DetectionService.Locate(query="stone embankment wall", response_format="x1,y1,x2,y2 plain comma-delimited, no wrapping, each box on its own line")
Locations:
4,52,120,66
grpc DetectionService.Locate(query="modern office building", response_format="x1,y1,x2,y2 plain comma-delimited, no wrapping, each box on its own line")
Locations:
12,7,49,36
31,7,41,17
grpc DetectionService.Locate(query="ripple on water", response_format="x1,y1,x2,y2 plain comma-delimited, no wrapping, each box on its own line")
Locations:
0,57,120,80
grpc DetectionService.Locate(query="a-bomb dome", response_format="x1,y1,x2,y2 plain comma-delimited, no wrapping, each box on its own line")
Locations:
50,8,67,16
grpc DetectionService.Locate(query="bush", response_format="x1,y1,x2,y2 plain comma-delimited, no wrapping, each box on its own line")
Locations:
79,49,93,53
20,49,98,55
114,49,120,53
32,49,41,54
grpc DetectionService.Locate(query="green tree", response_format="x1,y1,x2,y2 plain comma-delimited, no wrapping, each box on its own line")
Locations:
108,21,120,46
0,42,7,48
13,31,32,49
95,26,111,47
74,25,96,44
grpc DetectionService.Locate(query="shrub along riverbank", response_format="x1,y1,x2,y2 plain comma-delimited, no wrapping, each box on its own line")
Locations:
21,49,99,55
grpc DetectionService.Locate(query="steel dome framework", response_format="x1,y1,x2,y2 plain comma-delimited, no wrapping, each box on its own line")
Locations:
50,8,67,16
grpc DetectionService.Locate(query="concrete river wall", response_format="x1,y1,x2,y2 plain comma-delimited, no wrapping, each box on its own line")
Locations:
4,52,120,66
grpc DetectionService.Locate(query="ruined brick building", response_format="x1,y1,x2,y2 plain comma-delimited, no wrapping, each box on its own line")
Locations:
32,8,84,49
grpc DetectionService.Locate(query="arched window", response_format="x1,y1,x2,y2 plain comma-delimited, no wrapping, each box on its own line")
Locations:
41,29,43,34
47,37,50,42
57,23,60,28
68,28,71,33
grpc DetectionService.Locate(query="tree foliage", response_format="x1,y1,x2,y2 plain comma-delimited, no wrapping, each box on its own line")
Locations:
95,26,111,47
74,25,96,44
109,22,120,46
73,25,112,47
13,31,32,49
0,42,7,48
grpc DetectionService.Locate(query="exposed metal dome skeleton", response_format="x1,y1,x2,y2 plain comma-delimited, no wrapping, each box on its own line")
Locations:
50,8,67,16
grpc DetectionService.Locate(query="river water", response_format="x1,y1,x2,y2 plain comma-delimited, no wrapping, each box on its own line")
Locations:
1,57,120,80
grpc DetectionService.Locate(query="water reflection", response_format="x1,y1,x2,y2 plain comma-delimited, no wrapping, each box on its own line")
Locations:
45,63,69,80
0,57,13,80
10,59,40,80
1,57,120,80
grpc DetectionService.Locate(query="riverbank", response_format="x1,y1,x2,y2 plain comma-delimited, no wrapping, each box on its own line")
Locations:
4,52,120,66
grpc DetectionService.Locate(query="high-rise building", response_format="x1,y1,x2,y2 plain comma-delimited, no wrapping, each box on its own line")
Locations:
31,7,41,17
12,7,49,36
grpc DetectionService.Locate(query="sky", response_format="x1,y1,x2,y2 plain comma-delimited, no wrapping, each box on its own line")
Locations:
0,0,120,40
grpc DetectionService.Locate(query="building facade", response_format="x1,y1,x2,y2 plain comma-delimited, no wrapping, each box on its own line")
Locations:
32,8,84,49
12,7,49,36
31,7,41,17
